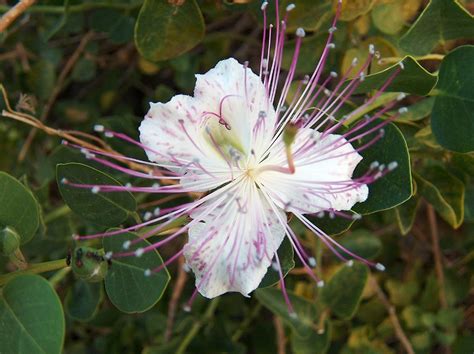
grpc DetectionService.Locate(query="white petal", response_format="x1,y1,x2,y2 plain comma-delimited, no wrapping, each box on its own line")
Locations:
194,58,276,158
184,183,285,298
139,94,231,191
258,128,368,213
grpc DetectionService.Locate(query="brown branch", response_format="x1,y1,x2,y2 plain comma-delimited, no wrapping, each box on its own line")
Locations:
273,316,286,354
18,31,95,161
164,255,188,342
0,0,36,33
427,204,448,308
370,276,415,354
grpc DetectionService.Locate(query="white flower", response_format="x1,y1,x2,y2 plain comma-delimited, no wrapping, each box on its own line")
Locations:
139,58,368,298
67,0,402,313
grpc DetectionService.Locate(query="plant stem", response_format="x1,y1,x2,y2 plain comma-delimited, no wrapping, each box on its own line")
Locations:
232,303,262,342
0,258,68,286
176,298,220,354
370,275,415,354
49,267,71,287
43,204,71,224
0,2,141,15
427,204,448,308
0,0,36,32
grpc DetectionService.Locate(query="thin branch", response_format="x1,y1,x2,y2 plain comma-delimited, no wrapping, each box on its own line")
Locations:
18,31,94,161
427,204,449,308
0,0,36,33
370,276,415,354
164,255,188,342
273,315,286,354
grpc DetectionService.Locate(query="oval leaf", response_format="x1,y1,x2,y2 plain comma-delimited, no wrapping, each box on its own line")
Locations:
415,166,465,228
399,0,474,56
431,45,474,153
103,231,170,313
338,229,382,260
0,172,40,244
351,56,437,96
320,262,368,319
0,274,65,354
65,280,103,322
56,163,136,227
255,287,318,337
259,237,295,288
353,122,413,215
134,0,205,62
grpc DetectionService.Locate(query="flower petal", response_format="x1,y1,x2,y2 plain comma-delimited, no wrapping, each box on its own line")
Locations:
194,58,276,158
139,94,232,191
184,182,285,298
258,129,368,213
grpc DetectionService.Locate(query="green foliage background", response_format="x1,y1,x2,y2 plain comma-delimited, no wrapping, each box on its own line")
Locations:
0,0,473,353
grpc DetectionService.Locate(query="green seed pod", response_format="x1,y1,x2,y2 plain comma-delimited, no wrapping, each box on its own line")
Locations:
283,123,298,147
0,226,21,256
71,246,108,282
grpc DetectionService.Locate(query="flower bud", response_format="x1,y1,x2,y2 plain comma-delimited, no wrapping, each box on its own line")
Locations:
0,227,21,256
71,246,108,282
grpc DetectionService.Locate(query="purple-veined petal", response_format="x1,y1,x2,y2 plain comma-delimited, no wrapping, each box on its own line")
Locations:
258,128,368,214
184,182,285,298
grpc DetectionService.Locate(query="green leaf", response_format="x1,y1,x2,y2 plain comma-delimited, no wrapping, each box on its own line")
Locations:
0,172,40,244
308,212,356,236
56,163,136,227
338,229,382,260
0,274,65,354
65,280,103,322
134,0,205,61
254,287,318,337
371,0,406,35
395,194,420,235
103,231,170,313
259,238,295,288
431,45,474,153
282,34,326,74
399,0,474,56
391,97,435,123
291,320,331,354
320,262,368,319
339,0,376,21
282,0,332,32
353,122,413,215
415,166,464,228
351,56,437,96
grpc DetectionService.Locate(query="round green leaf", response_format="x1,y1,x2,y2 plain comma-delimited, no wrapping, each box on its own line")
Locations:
351,56,437,96
308,211,356,236
338,229,382,260
255,287,318,337
0,172,40,244
399,0,474,56
353,122,413,215
259,237,295,288
395,194,420,235
103,231,170,313
0,274,65,354
371,0,406,35
320,262,368,319
338,0,376,22
415,166,465,228
431,45,474,153
65,280,103,322
134,0,205,62
291,320,331,354
56,163,136,227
